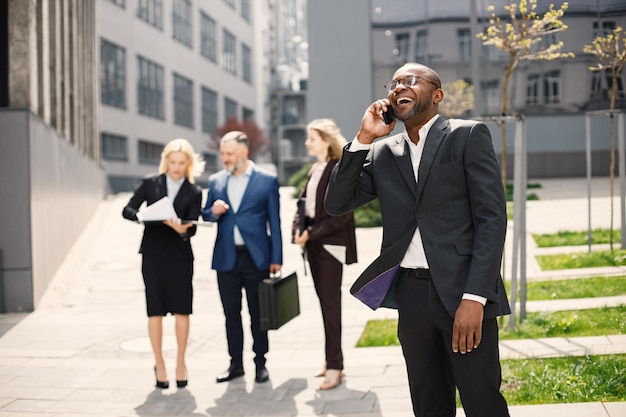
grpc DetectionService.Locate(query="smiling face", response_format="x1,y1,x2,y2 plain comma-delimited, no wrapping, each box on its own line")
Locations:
166,151,190,181
387,63,443,125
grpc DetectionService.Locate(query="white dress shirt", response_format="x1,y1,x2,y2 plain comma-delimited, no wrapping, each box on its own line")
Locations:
227,161,254,246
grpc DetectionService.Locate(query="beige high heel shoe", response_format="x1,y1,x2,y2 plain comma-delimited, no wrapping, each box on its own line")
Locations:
319,369,342,390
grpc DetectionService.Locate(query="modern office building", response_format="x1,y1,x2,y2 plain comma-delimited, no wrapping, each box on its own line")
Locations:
0,0,105,311
307,0,626,179
99,0,271,192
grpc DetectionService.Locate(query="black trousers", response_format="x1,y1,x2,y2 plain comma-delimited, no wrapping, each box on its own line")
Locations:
216,249,268,368
395,270,510,417
306,241,344,370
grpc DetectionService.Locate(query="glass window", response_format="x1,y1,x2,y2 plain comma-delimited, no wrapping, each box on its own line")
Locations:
481,80,499,114
414,30,427,62
223,29,237,74
138,139,164,165
137,0,163,29
202,152,218,172
137,55,165,119
200,11,217,62
242,43,252,83
224,97,238,122
241,0,250,22
543,70,561,104
593,21,616,37
201,86,218,134
526,74,540,105
100,39,126,108
243,107,254,122
173,0,192,48
101,132,128,161
458,28,471,62
394,33,410,63
173,73,194,128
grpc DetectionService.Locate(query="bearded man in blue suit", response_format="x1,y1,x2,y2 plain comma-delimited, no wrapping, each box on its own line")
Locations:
202,131,282,384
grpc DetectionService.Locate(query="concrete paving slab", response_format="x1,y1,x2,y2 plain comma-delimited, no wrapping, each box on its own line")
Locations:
0,180,623,416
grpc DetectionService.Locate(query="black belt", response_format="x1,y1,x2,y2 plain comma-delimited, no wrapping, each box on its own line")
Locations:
399,267,430,280
235,245,247,252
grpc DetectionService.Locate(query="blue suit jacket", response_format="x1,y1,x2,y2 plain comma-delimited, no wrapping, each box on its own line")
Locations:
202,165,283,271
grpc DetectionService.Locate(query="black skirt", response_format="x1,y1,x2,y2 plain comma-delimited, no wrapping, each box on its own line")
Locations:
142,253,193,316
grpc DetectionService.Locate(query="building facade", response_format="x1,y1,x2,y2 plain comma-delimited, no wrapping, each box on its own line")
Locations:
99,0,269,192
306,0,626,179
0,0,105,311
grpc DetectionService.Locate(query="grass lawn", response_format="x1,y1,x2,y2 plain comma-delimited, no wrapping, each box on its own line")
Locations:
505,275,626,300
534,228,622,247
537,250,626,270
356,305,626,347
500,354,626,405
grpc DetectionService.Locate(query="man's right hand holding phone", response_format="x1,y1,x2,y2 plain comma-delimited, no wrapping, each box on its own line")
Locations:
356,99,396,145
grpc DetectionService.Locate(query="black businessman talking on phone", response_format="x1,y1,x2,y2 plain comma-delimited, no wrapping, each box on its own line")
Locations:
324,62,511,417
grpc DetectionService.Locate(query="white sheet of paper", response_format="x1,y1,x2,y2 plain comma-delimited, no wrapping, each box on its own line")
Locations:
136,196,178,221
323,244,346,264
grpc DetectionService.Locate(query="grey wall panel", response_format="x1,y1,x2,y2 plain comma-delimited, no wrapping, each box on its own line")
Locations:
0,111,33,274
28,113,106,309
0,109,105,311
307,0,373,140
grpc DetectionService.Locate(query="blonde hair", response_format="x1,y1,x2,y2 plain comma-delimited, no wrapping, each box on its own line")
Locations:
158,138,205,183
306,118,347,161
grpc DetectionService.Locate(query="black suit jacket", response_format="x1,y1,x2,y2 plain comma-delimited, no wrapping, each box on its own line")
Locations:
292,159,357,264
325,116,510,319
122,174,202,260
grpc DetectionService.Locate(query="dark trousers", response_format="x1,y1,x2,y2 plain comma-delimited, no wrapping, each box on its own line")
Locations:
395,271,510,417
306,242,344,370
216,249,268,368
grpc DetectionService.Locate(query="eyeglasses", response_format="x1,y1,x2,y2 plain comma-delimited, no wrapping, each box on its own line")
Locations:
384,74,440,92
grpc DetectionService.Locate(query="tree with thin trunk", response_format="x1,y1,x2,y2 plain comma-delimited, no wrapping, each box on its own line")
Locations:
477,0,574,191
439,79,474,118
583,26,626,250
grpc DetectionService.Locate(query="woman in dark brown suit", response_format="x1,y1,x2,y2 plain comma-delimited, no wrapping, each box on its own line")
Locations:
292,119,357,390
122,138,203,389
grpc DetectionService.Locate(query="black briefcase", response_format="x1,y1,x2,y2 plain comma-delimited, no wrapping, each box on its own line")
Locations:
258,272,300,331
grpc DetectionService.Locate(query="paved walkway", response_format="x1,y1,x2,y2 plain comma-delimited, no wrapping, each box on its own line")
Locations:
0,177,624,416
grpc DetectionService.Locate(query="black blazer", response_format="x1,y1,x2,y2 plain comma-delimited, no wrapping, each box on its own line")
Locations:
122,174,202,260
325,116,510,319
292,159,357,264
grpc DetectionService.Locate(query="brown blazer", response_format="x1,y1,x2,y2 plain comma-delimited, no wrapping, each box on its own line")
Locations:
292,159,357,264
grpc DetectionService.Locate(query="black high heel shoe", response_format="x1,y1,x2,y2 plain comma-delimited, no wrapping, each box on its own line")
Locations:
176,367,188,388
154,366,169,389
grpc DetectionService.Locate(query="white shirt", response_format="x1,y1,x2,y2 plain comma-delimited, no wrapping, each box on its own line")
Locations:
305,161,327,218
166,174,185,201
227,161,254,246
348,115,486,305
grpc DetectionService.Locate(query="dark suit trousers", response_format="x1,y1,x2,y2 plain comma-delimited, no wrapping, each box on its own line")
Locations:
395,273,510,417
306,242,344,370
216,249,268,368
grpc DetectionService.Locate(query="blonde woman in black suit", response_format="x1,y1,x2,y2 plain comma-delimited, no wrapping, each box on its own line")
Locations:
123,138,203,389
292,119,357,390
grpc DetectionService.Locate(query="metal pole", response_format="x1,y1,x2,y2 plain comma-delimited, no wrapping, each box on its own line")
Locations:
618,113,626,249
519,118,527,321
585,114,592,252
509,118,523,330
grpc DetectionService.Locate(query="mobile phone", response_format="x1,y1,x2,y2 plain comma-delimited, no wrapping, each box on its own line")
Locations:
382,106,396,124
